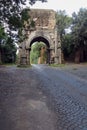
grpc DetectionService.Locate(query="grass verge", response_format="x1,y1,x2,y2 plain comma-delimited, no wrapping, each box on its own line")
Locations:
49,64,65,67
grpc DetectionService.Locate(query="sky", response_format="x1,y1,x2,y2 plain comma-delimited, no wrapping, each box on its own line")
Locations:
29,0,87,16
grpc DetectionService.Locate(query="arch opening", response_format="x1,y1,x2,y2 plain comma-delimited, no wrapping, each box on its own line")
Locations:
30,36,50,64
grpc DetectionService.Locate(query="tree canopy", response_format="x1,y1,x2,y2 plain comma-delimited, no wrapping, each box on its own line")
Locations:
56,10,72,59
0,0,47,41
71,8,87,48
0,0,47,21
1,37,17,63
56,10,72,39
56,8,87,62
0,0,47,64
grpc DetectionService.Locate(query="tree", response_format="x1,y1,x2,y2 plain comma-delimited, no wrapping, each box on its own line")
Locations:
71,8,87,62
0,0,47,43
0,24,7,64
0,0,47,29
0,0,47,64
72,8,87,47
1,37,17,63
56,10,72,61
62,33,74,60
0,24,17,64
56,10,72,40
0,0,47,22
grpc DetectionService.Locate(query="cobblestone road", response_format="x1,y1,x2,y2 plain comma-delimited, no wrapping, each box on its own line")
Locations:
0,64,87,130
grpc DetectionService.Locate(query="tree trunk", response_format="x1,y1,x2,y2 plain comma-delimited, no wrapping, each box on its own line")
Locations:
0,50,2,64
75,50,80,63
75,47,84,63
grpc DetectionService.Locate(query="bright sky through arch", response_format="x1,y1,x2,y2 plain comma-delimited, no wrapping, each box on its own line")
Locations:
29,0,87,16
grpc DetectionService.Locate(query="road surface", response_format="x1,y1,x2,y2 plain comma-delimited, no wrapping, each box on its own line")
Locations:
0,64,87,130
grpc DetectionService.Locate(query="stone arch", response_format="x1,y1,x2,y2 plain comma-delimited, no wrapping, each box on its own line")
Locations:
26,30,51,48
17,9,62,66
28,35,51,64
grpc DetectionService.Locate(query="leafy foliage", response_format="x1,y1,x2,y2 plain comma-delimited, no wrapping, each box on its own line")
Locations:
1,37,17,63
56,8,87,62
69,8,87,62
56,10,72,39
0,24,7,64
0,0,47,42
30,42,46,64
71,8,87,48
56,10,73,60
0,0,47,23
0,25,6,40
0,0,47,63
62,33,74,59
0,24,17,63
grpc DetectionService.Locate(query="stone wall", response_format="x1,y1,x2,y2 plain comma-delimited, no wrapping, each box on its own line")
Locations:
29,9,56,30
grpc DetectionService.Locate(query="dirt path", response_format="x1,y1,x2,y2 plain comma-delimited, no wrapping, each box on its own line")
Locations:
0,66,57,130
0,64,87,130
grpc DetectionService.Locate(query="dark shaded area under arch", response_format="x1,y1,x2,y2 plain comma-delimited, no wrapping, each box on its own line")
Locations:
30,36,50,48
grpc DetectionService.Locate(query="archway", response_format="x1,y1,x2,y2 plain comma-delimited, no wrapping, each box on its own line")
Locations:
29,36,50,65
17,9,62,66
